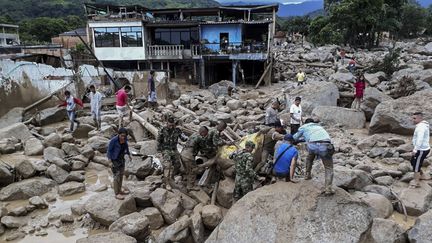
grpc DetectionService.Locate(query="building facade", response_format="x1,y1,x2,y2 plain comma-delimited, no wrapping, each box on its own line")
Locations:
85,3,277,87
0,24,19,47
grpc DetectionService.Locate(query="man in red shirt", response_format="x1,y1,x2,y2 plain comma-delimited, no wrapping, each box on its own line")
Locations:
116,85,132,128
351,74,366,110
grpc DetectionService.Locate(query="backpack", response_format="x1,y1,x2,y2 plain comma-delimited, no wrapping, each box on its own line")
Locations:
73,97,84,108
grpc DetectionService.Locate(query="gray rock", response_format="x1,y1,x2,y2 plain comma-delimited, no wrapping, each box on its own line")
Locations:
331,166,373,190
84,191,137,226
398,183,432,216
61,142,80,156
352,192,393,219
190,211,205,243
0,164,14,187
357,134,385,152
0,107,24,129
125,157,154,180
157,215,191,243
43,133,62,148
0,177,55,201
0,138,17,154
408,209,432,243
29,196,48,209
150,188,184,224
202,205,223,229
76,232,137,243
73,124,95,139
88,136,109,152
140,207,164,230
370,89,432,135
43,146,66,161
208,80,233,97
109,212,150,241
80,145,95,160
15,160,36,179
387,137,405,147
226,99,242,111
5,231,25,241
312,106,366,129
0,123,32,141
362,185,394,200
369,218,407,243
9,206,27,216
364,72,386,86
24,137,44,156
329,70,356,83
58,181,85,196
289,82,340,114
49,157,71,171
361,87,393,121
138,140,158,155
46,164,70,183
1,216,26,228
35,107,66,126
189,190,210,205
375,176,395,186
206,181,373,243
127,121,146,142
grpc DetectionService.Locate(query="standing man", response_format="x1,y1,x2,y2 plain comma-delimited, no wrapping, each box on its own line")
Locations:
410,112,430,188
148,70,157,109
230,141,257,201
157,117,188,181
293,118,335,195
256,121,286,173
265,100,280,126
273,134,298,182
107,128,132,200
58,90,81,133
290,97,303,135
116,85,132,128
88,85,103,130
296,69,306,86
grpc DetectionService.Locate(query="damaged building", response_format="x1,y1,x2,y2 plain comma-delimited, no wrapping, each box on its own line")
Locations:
85,3,277,87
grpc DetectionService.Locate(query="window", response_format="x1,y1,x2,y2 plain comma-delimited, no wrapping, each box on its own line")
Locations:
153,27,198,48
121,27,143,47
94,27,120,47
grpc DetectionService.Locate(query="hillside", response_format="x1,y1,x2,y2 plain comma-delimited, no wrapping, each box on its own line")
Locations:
0,0,220,23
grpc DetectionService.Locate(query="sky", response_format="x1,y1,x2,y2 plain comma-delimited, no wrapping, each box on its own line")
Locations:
217,0,314,3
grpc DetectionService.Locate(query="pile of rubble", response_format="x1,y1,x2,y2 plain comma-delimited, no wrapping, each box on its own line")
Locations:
0,40,432,242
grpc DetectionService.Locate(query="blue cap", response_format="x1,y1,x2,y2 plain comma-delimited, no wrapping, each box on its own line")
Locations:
284,134,294,141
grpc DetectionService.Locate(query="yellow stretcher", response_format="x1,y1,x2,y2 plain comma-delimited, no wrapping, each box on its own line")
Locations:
218,132,264,160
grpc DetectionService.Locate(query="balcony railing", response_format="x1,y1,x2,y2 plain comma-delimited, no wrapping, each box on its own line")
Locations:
147,45,184,59
199,42,267,55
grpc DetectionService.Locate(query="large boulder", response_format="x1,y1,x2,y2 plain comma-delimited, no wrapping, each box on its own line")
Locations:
43,133,62,148
140,207,164,230
370,90,432,135
46,164,71,183
288,82,340,114
88,136,109,153
364,72,386,87
76,232,137,243
0,123,32,141
150,188,184,224
0,164,14,187
43,146,66,161
24,137,44,156
397,183,432,216
311,106,366,129
109,212,150,241
58,181,85,196
0,107,24,129
35,107,66,126
368,218,407,243
0,177,55,201
328,70,356,83
73,124,95,139
202,205,223,229
217,178,235,208
84,191,137,226
360,87,393,121
408,209,432,243
206,181,373,243
138,140,158,155
313,165,372,191
125,157,154,180
352,192,393,219
15,160,36,179
127,121,146,142
208,81,233,97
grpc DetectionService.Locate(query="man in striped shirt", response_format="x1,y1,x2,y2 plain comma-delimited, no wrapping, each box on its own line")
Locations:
293,118,335,195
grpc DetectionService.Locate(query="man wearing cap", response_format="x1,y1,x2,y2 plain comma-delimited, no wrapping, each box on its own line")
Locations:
273,134,299,182
290,97,303,135
157,117,188,181
293,118,335,195
256,120,286,172
265,100,280,126
230,141,258,200
107,128,132,200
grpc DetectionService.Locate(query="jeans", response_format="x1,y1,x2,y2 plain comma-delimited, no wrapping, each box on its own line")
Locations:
306,142,334,191
111,157,125,195
67,111,79,131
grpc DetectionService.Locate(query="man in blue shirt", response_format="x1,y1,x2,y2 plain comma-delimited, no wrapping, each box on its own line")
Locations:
107,128,132,200
273,134,298,182
293,118,335,195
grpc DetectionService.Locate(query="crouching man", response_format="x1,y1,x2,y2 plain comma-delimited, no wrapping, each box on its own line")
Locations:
231,141,259,201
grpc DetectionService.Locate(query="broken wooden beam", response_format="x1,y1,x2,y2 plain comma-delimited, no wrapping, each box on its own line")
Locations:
131,112,159,137
178,105,196,116
255,60,273,89
226,126,241,141
211,181,219,205
24,81,73,113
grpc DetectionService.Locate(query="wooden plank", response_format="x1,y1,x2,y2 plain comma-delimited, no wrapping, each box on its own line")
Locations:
255,61,272,89
131,112,159,137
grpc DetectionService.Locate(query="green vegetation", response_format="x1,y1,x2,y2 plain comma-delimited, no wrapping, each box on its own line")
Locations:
0,0,219,44
280,0,432,48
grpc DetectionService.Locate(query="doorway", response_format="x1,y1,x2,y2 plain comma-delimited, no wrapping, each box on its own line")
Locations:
220,33,229,51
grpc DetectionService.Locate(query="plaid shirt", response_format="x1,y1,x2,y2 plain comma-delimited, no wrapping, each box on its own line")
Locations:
293,123,330,142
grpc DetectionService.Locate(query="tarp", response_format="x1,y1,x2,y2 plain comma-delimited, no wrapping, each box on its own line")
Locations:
218,132,264,160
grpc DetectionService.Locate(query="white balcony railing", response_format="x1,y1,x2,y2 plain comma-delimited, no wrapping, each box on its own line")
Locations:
147,45,184,58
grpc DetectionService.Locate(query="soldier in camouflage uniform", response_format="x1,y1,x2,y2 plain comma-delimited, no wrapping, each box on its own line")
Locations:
157,117,188,180
231,141,257,200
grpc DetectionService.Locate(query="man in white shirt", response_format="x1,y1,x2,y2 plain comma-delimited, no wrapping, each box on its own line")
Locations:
290,97,303,135
410,112,430,188
88,85,103,130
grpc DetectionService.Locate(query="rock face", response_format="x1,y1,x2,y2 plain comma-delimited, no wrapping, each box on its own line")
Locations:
352,192,393,219
24,137,44,156
361,87,393,121
0,177,55,201
206,181,373,243
311,106,366,129
0,107,24,129
84,191,137,226
36,107,66,126
408,209,432,243
398,183,432,216
288,82,340,114
76,232,137,243
0,123,32,141
370,90,432,135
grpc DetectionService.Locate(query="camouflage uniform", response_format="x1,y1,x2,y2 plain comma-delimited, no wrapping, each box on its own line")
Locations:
231,149,256,200
157,126,187,178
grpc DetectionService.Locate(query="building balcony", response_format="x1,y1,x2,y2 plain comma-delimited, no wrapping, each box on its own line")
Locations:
147,44,203,60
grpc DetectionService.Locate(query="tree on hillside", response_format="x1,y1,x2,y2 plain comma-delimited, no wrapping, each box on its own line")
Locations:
20,17,68,43
399,4,427,38
282,16,311,36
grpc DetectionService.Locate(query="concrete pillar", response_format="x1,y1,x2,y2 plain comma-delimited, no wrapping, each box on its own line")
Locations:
200,59,205,88
232,60,238,87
